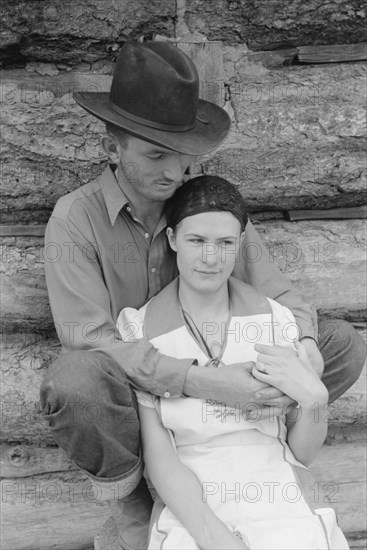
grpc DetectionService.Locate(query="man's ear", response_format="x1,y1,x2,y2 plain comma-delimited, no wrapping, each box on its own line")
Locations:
101,135,120,164
166,227,177,252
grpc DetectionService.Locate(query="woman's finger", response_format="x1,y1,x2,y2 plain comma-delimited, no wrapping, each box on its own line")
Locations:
252,365,277,380
255,386,284,399
254,343,297,357
256,353,283,367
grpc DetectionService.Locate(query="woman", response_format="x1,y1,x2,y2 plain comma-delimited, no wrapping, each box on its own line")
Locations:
117,176,349,550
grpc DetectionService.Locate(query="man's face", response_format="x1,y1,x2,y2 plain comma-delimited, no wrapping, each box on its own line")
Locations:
167,212,244,295
117,135,192,204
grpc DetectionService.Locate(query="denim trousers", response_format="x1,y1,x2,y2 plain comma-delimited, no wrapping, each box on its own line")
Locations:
40,319,365,549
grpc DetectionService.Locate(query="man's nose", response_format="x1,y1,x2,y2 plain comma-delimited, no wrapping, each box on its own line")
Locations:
163,154,191,182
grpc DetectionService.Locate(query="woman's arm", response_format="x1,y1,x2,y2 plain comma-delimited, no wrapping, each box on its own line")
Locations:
285,397,328,467
139,403,250,550
253,341,329,466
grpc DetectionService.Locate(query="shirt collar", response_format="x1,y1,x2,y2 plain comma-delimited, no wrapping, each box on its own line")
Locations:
100,164,130,226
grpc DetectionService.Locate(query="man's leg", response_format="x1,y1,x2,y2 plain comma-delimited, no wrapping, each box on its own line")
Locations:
40,350,153,550
318,319,366,403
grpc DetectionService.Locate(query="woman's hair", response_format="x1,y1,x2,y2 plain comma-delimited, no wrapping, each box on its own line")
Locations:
166,175,248,231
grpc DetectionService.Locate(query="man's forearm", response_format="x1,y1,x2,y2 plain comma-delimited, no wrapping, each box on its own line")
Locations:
183,362,291,413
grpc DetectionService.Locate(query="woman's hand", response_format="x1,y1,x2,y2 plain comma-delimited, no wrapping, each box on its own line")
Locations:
252,341,328,408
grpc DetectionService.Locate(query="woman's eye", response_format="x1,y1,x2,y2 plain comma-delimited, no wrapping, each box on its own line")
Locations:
190,238,203,244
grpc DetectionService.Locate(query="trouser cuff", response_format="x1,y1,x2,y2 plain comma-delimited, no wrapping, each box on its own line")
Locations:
80,454,143,502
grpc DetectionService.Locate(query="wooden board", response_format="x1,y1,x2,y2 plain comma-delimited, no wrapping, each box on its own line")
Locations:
1,328,365,446
286,205,367,221
298,43,367,63
177,41,224,106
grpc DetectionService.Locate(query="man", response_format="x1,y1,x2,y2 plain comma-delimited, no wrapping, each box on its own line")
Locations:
40,41,365,550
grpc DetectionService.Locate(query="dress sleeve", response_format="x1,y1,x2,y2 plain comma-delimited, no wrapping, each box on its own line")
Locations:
267,298,299,350
135,390,157,408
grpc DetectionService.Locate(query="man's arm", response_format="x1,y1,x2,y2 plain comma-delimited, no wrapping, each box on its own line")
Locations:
233,220,318,342
45,215,193,397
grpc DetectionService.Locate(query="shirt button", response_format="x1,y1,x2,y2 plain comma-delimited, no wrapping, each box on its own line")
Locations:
144,232,149,239
126,206,131,212
164,391,171,398
151,267,156,273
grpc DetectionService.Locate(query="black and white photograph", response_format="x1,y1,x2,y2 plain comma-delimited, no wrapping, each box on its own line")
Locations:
1,1,366,549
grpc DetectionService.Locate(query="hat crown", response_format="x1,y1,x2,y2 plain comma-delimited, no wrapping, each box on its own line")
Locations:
109,42,199,129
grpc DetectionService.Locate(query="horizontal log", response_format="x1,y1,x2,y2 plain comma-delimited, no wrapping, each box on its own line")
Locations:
1,219,365,334
0,440,365,550
2,0,365,66
1,60,366,221
257,219,367,323
0,0,175,65
196,60,366,213
1,471,110,550
309,440,367,535
184,0,366,50
1,332,365,445
0,444,75,478
1,334,61,445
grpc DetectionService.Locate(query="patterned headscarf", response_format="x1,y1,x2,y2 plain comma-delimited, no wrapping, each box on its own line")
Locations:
166,175,248,231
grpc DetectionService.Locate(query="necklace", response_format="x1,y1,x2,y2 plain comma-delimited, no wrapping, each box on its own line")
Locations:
181,307,232,368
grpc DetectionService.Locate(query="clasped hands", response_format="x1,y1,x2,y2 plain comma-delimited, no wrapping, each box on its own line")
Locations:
222,339,326,419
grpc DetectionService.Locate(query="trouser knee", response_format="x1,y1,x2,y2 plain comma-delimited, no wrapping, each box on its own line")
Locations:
40,350,135,414
319,319,366,401
40,350,140,477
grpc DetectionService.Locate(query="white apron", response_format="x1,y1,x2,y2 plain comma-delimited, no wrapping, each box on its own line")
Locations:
117,277,349,550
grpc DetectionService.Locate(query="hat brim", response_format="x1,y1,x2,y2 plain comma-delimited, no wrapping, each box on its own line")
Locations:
73,92,231,156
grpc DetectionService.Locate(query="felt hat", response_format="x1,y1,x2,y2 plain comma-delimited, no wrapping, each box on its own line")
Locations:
73,41,231,155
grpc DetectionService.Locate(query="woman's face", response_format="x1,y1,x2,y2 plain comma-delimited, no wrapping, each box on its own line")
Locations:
167,211,244,295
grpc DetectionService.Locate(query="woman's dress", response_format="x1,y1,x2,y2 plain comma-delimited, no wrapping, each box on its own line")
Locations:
117,277,349,550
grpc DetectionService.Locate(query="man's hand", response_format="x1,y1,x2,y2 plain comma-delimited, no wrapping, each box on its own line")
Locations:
184,361,294,415
253,342,328,408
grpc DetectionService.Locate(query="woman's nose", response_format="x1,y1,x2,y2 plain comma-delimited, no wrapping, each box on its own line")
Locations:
202,243,220,264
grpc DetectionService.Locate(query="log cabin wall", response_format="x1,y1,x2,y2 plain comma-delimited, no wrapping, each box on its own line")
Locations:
1,1,366,549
